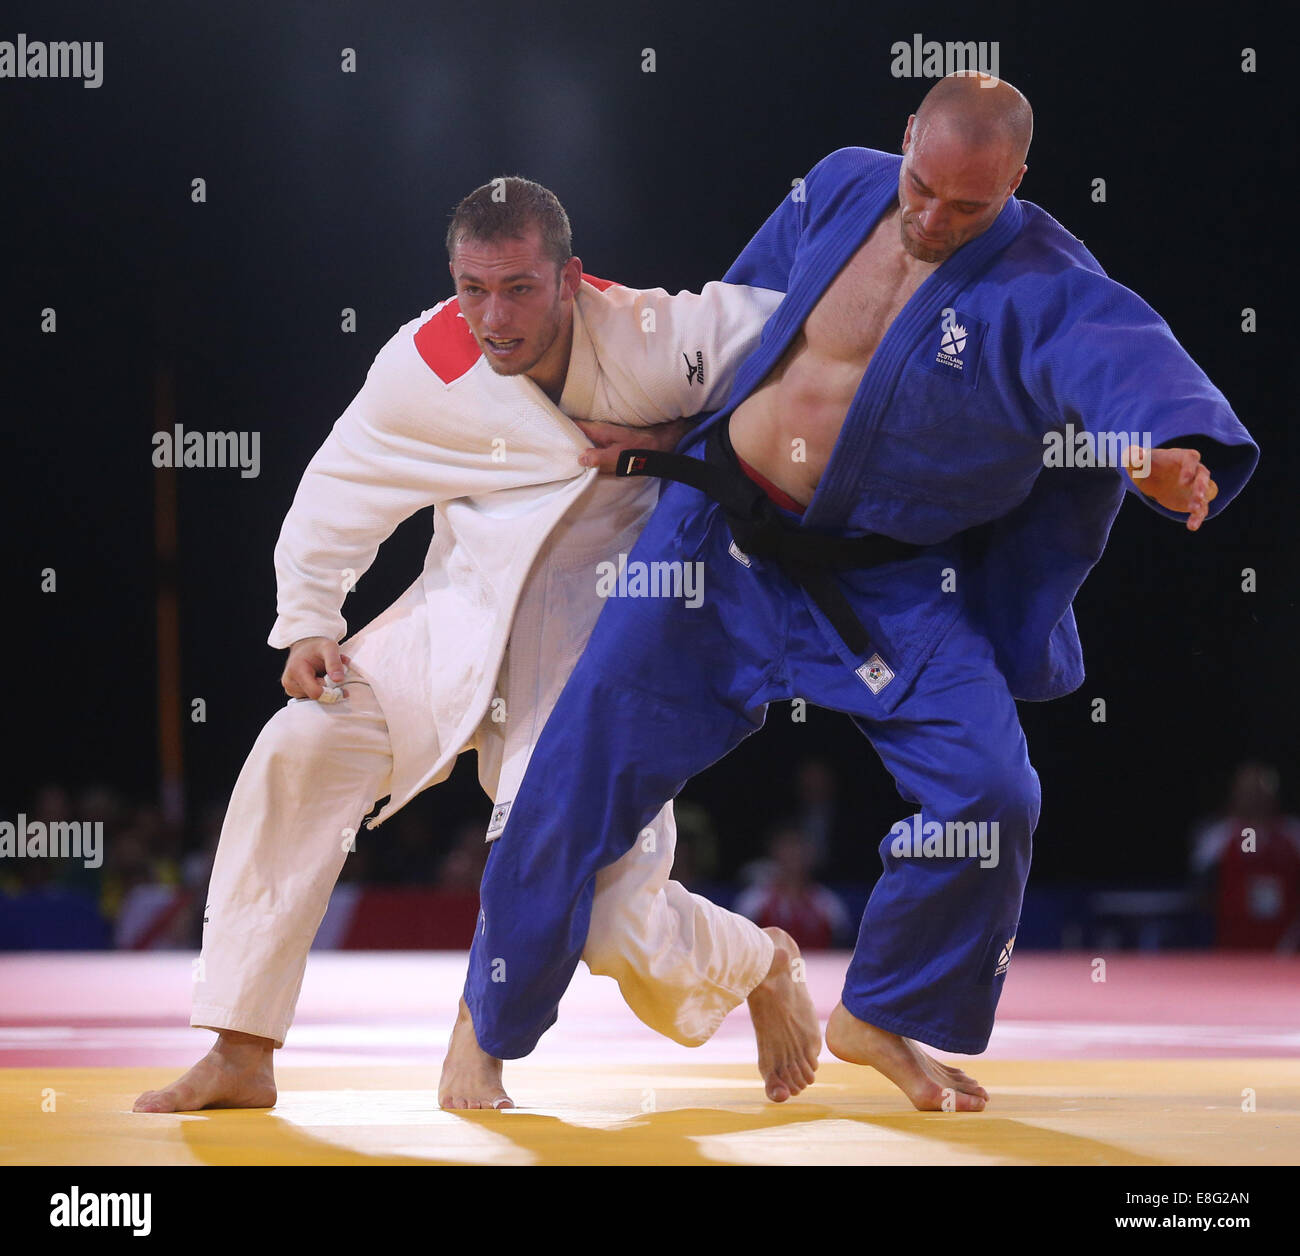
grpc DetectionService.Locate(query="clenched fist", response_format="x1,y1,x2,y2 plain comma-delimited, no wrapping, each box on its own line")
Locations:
282,636,352,700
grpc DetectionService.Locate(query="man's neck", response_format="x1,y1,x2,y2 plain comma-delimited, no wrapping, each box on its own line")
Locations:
525,313,576,405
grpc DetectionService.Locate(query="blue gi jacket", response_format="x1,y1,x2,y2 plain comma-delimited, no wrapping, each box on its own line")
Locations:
688,147,1258,702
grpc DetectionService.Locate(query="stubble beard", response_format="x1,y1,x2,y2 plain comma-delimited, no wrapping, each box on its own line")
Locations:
898,213,954,264
482,293,563,378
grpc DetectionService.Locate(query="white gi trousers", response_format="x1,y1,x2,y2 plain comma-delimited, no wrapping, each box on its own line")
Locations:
193,475,773,1050
191,679,772,1048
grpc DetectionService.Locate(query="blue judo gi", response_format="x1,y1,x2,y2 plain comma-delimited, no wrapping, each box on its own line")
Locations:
465,147,1259,1060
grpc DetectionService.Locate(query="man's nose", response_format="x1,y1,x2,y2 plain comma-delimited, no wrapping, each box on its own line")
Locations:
919,203,948,235
482,297,507,328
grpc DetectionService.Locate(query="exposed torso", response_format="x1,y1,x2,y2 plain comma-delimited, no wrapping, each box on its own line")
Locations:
729,204,938,505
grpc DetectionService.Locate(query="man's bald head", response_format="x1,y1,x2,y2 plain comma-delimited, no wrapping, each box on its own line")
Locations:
895,73,1032,263
913,72,1033,178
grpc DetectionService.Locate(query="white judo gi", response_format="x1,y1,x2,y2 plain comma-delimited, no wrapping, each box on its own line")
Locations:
192,275,783,1049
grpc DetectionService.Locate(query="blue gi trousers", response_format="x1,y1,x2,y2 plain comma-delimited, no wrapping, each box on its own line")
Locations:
465,478,1041,1059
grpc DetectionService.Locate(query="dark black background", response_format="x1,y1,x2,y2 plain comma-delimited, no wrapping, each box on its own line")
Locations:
3,0,1292,886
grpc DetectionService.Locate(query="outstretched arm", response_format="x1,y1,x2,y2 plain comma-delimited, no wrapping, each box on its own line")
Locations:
1023,266,1258,531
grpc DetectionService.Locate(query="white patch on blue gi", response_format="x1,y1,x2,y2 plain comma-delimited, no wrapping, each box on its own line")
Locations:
486,800,511,840
856,653,895,693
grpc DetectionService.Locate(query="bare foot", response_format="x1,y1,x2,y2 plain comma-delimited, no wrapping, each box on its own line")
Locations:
746,927,822,1103
133,1030,276,1112
825,1001,989,1112
438,999,515,1110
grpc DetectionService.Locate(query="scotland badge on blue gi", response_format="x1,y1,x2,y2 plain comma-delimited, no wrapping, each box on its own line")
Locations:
923,306,987,389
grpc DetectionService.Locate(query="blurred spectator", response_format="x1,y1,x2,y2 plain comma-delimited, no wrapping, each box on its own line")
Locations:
79,784,129,835
735,823,851,950
437,819,490,892
101,801,193,949
669,798,721,887
369,798,445,885
1190,762,1300,950
792,756,878,880
182,802,224,895
1,783,73,893
795,758,838,873
100,804,180,918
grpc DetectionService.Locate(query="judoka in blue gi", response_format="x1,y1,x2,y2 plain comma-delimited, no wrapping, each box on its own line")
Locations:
464,73,1259,1109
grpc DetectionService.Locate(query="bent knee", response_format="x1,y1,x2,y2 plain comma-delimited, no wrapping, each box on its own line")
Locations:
961,759,1041,830
256,696,367,772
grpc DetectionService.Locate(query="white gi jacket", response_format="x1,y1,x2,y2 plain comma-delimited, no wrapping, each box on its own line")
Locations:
268,277,781,828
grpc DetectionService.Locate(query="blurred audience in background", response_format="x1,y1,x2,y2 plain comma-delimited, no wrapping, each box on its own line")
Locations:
666,799,722,888
7,755,1298,953
735,822,852,950
435,819,490,892
794,758,838,874
1190,762,1300,951
789,755,885,881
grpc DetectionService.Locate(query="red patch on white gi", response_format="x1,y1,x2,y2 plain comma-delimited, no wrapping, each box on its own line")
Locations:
413,275,621,385
413,299,480,384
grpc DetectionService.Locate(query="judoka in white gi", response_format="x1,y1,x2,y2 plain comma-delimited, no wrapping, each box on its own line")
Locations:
134,179,822,1114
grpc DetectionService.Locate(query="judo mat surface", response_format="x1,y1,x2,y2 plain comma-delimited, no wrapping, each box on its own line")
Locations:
2,951,1297,1166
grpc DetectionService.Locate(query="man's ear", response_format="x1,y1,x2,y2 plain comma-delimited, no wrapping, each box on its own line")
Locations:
1008,164,1027,197
560,255,583,300
447,259,458,286
901,114,916,153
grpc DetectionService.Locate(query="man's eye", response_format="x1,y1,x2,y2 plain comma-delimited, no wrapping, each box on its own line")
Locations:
513,286,531,294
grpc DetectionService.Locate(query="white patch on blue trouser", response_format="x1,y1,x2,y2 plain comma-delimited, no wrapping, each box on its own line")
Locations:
465,480,1040,1059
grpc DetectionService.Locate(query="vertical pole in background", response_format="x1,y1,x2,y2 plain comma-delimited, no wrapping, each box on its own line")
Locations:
154,363,185,826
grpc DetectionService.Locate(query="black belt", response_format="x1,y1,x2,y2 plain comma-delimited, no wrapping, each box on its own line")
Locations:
615,421,922,658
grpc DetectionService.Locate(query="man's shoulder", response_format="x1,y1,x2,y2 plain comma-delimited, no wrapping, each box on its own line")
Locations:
575,274,782,341
813,145,900,175
407,297,481,385
1002,201,1108,281
391,299,456,346
578,273,623,294
573,274,636,343
795,148,902,230
340,298,484,390
574,273,629,312
807,146,901,191
575,273,689,330
976,200,1124,325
